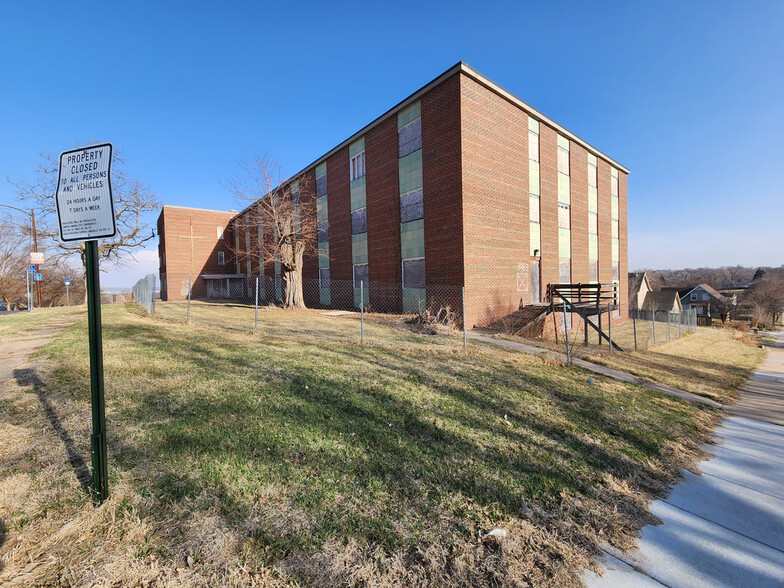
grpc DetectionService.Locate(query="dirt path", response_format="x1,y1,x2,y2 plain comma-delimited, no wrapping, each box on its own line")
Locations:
0,312,86,381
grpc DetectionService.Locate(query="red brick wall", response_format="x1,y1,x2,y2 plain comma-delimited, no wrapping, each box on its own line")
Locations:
596,159,613,285
422,74,464,314
460,74,529,328
158,206,235,301
366,115,403,310
326,148,352,306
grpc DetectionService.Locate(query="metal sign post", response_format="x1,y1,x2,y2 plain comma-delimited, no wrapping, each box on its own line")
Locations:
65,277,70,306
55,143,115,504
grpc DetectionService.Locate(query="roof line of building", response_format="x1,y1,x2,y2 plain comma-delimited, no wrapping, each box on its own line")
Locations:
163,204,237,214
234,61,629,218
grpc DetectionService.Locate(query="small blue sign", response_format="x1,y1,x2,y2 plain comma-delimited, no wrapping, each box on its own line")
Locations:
34,273,42,282
29,265,36,274
65,278,70,285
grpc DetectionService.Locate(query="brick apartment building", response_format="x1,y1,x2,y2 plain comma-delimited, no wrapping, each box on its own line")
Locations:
157,206,237,301
158,62,629,328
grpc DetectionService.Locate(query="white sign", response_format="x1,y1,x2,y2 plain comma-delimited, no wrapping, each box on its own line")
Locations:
30,251,44,264
55,143,116,242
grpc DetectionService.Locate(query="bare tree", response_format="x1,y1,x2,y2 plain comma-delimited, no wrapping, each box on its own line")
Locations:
744,275,784,327
226,155,318,308
9,146,160,290
0,216,29,308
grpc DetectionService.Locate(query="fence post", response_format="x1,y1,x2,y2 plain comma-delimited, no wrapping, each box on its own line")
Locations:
607,303,613,353
462,286,467,350
652,310,657,346
667,311,671,343
186,275,192,323
633,311,638,351
254,277,259,331
563,301,570,363
360,280,364,344
679,312,682,338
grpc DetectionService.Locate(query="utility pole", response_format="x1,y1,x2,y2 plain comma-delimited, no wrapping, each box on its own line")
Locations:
31,209,42,308
0,204,42,307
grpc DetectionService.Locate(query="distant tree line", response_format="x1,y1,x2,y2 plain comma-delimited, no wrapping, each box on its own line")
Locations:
637,265,784,327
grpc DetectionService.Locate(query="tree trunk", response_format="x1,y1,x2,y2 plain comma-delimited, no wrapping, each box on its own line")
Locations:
282,248,306,308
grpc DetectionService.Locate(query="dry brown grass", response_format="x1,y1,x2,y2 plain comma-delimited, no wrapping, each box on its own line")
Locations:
0,304,724,587
584,327,765,404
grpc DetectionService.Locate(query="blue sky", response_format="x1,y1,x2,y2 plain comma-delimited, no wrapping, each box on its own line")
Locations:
1,1,782,287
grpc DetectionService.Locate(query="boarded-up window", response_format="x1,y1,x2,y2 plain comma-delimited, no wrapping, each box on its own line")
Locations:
589,211,598,234
589,261,599,283
529,195,540,223
353,264,368,290
398,117,422,158
558,147,569,175
558,203,570,229
559,260,571,284
319,267,330,289
402,258,425,289
318,221,329,243
611,175,619,197
316,173,327,197
400,188,424,223
528,130,539,162
351,208,367,235
588,162,597,188
612,219,619,239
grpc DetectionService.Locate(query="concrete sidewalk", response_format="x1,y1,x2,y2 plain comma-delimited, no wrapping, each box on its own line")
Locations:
583,331,784,587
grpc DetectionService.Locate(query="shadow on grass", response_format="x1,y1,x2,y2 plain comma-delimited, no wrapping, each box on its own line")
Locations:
13,368,92,497
101,316,694,558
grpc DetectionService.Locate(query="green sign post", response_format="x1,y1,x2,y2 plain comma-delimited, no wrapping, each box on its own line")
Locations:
55,143,116,504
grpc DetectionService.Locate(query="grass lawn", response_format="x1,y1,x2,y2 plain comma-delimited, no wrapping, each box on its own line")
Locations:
583,327,765,405
0,303,723,586
0,305,84,338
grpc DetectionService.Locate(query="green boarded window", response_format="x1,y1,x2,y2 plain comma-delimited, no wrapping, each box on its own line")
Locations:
315,162,327,177
530,222,541,257
349,137,365,157
588,186,598,213
399,149,423,194
558,173,570,204
588,153,597,166
612,239,619,262
589,233,598,260
350,175,366,210
529,195,540,223
352,233,368,264
318,242,330,268
529,161,540,196
400,219,425,259
558,228,571,259
611,167,619,178
528,130,539,162
611,197,619,220
317,195,328,222
528,117,539,133
557,134,570,150
398,101,421,128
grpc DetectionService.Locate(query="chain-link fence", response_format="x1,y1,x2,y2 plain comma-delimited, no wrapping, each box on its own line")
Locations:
131,274,156,315
625,308,697,350
149,274,469,346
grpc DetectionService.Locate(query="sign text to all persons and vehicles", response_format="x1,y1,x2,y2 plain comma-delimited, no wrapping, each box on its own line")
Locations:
55,143,116,242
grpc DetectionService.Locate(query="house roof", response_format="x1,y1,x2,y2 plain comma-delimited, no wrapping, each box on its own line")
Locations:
681,283,729,303
628,272,649,295
642,291,683,312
